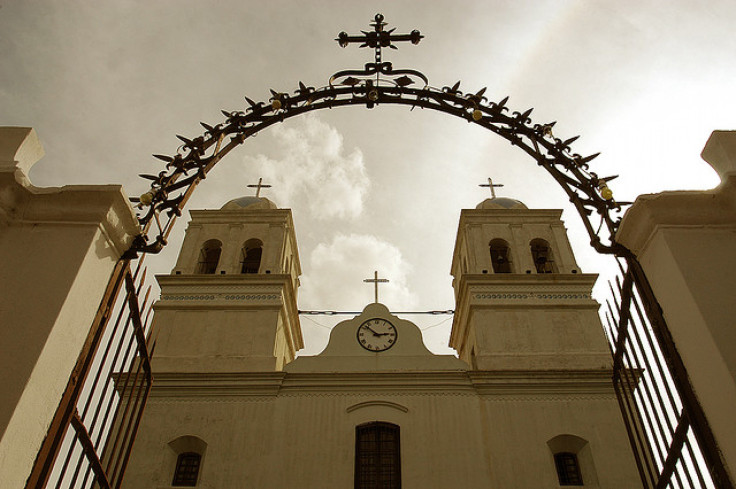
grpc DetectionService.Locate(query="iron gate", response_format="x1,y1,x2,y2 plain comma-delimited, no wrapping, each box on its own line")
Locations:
25,258,154,489
605,257,732,488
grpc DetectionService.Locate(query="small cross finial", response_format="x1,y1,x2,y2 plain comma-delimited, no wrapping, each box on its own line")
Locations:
363,270,389,304
247,177,272,198
479,178,504,199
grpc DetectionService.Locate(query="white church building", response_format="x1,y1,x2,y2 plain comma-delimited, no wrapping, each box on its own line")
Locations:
118,192,642,488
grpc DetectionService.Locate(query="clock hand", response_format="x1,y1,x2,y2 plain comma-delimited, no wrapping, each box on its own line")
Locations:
364,326,380,335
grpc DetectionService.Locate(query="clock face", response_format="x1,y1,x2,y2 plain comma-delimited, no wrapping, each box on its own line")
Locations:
357,318,398,352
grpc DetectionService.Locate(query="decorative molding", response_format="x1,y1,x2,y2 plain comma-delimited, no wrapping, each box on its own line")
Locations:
161,293,280,302
346,400,409,413
472,292,590,300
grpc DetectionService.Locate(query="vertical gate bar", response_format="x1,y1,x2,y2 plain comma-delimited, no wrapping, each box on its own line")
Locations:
113,375,153,489
608,288,679,458
607,303,659,487
683,437,710,488
112,285,155,488
629,289,682,416
623,302,695,489
627,257,734,488
51,431,78,489
78,285,132,421
626,292,680,428
107,359,146,485
103,269,151,483
87,285,151,439
610,338,658,489
92,283,151,453
655,414,692,489
69,413,111,489
25,258,130,489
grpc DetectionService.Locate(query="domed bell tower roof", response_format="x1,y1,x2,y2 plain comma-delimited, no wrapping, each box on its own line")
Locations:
221,196,278,210
475,197,528,210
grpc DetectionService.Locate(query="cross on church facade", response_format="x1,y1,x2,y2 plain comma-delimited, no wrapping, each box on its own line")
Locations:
479,178,504,199
363,270,389,304
335,14,423,67
247,177,271,198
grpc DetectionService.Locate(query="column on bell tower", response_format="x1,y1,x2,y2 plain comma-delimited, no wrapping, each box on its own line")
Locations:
151,195,303,372
449,196,612,371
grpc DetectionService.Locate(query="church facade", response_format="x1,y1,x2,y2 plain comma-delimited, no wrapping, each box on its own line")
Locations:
119,193,642,488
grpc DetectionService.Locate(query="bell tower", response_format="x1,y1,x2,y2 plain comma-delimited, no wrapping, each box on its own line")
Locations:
152,195,303,372
450,196,612,371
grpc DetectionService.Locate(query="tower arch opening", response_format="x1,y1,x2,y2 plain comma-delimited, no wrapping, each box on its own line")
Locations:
196,239,222,274
241,238,264,274
530,238,557,274
489,238,513,273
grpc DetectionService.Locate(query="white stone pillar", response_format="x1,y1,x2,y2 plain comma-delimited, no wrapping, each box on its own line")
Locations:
0,127,140,488
616,130,736,481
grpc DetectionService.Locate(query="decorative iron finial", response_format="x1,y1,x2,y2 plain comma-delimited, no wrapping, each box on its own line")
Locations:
247,177,271,198
331,14,427,92
336,14,423,66
363,270,389,304
479,178,504,199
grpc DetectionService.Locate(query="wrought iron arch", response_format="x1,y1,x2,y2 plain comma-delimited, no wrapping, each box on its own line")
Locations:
128,13,627,259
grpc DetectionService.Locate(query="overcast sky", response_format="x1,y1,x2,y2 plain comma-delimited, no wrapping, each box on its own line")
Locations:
1,1,732,355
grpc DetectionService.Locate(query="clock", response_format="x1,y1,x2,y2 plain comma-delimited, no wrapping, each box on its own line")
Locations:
357,318,398,352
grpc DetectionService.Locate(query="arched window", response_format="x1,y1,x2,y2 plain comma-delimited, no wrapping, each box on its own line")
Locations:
547,434,597,487
355,422,401,489
489,239,513,273
530,238,557,274
554,452,583,486
240,238,263,274
196,239,222,274
172,452,201,486
168,435,207,487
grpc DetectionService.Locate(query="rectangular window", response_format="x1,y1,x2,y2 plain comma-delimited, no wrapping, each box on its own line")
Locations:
355,422,401,489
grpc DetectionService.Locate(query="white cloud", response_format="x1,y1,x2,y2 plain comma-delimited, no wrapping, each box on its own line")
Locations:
243,114,369,220
299,233,417,311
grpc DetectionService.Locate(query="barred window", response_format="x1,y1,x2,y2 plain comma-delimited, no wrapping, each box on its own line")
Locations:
172,452,201,486
354,422,401,489
554,452,583,485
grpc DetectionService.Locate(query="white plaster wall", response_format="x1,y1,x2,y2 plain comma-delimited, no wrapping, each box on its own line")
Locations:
0,127,140,488
121,386,640,489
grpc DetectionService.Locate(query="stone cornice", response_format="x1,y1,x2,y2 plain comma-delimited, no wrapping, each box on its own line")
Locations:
188,208,293,225
141,369,617,400
458,208,563,224
156,274,292,306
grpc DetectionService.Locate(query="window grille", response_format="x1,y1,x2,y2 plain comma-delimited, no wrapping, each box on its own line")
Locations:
172,452,201,486
355,422,401,489
554,452,583,486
